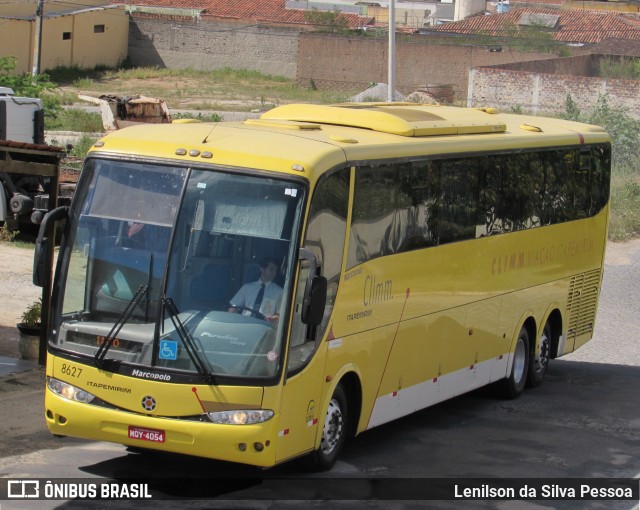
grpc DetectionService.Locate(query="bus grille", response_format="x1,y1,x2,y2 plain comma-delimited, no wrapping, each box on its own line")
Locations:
566,269,601,340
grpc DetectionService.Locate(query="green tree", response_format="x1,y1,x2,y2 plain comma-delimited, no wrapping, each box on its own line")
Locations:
303,8,350,34
0,56,60,121
597,56,640,80
562,93,640,174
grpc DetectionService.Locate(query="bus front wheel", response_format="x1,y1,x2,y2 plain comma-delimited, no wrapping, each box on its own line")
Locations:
497,326,530,399
307,384,348,471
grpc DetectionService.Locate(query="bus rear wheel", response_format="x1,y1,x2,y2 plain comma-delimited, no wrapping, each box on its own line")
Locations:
307,384,348,471
527,321,551,388
497,326,530,399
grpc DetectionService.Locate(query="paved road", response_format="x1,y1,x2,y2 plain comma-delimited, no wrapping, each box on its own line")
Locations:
563,240,640,366
0,241,638,510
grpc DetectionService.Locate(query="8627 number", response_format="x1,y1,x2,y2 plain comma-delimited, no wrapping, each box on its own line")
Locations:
60,363,83,378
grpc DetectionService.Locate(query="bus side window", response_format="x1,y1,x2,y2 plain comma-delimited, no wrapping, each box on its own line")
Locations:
439,159,478,244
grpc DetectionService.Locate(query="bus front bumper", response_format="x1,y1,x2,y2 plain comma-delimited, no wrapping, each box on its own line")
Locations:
45,388,279,467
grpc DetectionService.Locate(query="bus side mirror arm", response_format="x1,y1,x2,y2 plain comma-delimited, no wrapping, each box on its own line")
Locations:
299,248,327,326
33,206,69,287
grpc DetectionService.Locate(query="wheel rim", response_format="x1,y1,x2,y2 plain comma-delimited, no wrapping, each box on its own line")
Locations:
320,398,343,456
534,327,550,376
513,336,526,384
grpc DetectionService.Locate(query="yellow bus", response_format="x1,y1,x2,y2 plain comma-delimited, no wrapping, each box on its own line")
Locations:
35,103,611,470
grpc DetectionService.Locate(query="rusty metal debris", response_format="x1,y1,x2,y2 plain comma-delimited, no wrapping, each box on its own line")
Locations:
78,94,172,131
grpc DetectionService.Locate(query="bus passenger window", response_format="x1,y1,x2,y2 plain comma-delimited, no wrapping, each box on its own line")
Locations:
438,160,478,244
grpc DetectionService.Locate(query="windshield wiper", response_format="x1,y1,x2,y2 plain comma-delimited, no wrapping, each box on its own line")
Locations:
95,285,149,367
162,298,215,385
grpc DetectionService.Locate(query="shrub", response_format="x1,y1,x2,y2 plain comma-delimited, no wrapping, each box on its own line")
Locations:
561,93,640,174
0,224,18,242
609,177,640,241
0,56,61,121
21,299,42,328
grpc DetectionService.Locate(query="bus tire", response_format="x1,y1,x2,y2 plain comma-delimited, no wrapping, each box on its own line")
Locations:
527,321,551,388
307,384,348,471
497,326,530,399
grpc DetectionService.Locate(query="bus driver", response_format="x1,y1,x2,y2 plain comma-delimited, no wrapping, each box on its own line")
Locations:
228,257,283,323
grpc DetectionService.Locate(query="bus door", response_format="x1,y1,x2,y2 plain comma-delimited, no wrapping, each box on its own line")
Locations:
276,168,350,463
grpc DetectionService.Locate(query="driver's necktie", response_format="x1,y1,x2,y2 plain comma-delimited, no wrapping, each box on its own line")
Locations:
253,283,265,312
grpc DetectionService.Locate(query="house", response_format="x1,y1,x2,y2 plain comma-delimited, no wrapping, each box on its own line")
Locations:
117,0,374,28
281,0,488,29
0,0,128,74
422,7,640,46
509,0,640,14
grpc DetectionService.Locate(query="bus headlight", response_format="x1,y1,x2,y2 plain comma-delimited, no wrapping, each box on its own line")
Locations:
47,377,95,404
207,410,274,425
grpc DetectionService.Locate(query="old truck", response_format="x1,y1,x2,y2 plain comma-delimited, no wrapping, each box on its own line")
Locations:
0,87,66,230
1,89,175,230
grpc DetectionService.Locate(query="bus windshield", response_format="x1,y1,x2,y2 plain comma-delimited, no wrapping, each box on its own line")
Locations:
54,158,305,380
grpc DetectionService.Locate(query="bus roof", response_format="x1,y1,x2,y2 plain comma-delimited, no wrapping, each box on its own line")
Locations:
90,103,610,180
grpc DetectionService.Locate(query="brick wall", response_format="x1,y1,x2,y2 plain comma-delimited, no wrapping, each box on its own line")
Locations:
128,16,300,78
128,16,560,100
469,55,640,118
128,16,635,115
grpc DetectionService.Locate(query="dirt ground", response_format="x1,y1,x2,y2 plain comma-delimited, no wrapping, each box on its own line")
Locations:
0,244,42,358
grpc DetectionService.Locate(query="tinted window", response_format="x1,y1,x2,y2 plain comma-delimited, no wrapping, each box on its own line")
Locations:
347,145,610,268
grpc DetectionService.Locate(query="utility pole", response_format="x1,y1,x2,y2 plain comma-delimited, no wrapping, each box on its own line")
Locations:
387,0,396,102
32,0,45,76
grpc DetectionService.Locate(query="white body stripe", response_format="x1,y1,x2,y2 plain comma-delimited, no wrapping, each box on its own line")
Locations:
367,354,510,429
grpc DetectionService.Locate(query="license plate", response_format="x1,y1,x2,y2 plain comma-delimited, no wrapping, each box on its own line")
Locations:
128,426,165,443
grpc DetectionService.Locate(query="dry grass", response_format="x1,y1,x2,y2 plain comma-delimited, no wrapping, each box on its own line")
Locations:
53,66,358,111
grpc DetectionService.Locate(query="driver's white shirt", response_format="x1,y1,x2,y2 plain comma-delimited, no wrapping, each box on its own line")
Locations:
230,280,283,317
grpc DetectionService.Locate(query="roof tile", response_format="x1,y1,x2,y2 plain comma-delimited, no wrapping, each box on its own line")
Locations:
426,8,640,44
115,0,373,28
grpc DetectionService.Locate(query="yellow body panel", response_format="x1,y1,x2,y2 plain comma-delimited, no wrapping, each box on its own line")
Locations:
46,104,609,467
325,209,608,431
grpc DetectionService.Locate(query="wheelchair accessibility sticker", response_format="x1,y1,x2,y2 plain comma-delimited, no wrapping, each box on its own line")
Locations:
159,340,178,360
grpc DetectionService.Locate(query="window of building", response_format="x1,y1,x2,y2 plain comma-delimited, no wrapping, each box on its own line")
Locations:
62,32,71,40
94,25,105,33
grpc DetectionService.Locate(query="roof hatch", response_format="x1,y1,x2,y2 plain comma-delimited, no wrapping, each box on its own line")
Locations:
260,103,506,137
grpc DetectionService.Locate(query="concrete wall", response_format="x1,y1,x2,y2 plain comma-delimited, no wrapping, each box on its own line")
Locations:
296,33,556,98
64,9,129,70
468,60,640,118
128,17,621,109
0,7,128,73
0,20,33,73
128,16,300,78
491,55,597,77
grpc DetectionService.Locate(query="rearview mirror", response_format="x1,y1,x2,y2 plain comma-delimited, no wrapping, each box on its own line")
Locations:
298,248,327,326
302,275,327,326
33,206,68,287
